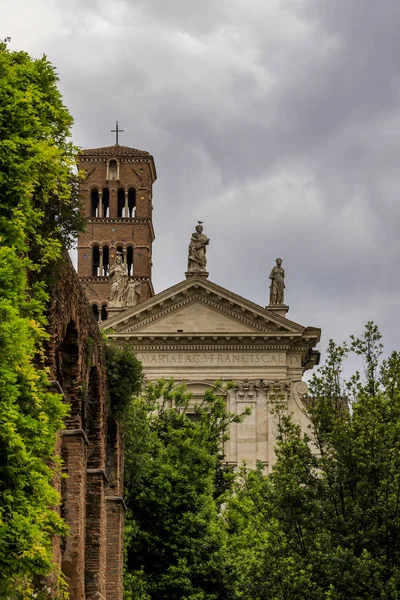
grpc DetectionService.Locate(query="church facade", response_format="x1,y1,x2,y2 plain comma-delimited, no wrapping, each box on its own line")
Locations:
77,141,321,470
101,274,320,469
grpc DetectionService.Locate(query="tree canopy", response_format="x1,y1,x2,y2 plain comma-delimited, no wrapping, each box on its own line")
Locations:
223,322,400,599
124,324,400,600
0,39,83,598
123,379,248,600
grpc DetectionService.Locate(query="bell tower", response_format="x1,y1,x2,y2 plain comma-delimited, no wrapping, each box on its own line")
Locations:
77,138,157,321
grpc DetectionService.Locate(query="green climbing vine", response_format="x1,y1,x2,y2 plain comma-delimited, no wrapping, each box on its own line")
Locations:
0,39,84,598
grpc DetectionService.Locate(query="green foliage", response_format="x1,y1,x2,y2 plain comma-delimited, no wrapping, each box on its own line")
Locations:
0,39,84,260
123,379,248,600
223,322,400,599
0,40,83,597
105,342,144,419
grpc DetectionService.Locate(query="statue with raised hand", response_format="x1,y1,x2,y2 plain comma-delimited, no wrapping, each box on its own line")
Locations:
187,222,210,273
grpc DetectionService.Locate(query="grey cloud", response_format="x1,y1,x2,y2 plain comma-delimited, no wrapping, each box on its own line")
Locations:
4,0,400,366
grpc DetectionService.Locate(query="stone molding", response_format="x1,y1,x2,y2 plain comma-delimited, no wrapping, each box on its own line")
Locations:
86,217,151,225
80,275,151,283
81,157,151,164
185,271,209,279
115,341,308,352
102,276,314,337
105,496,127,512
117,292,286,335
62,428,90,445
87,468,110,484
292,380,309,414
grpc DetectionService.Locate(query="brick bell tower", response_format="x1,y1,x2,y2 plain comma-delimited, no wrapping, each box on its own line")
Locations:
77,130,156,322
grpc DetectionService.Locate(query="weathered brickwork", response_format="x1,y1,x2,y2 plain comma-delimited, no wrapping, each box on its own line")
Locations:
47,142,157,596
77,144,157,314
46,252,125,600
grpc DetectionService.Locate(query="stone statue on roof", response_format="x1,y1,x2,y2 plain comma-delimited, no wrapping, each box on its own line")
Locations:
187,222,210,274
109,254,128,305
109,253,141,307
269,258,285,305
126,279,141,307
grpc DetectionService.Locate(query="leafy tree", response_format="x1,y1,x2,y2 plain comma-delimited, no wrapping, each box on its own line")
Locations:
224,322,400,599
104,341,144,419
123,379,249,600
0,39,83,597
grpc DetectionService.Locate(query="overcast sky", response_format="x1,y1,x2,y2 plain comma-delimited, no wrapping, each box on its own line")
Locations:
4,0,400,372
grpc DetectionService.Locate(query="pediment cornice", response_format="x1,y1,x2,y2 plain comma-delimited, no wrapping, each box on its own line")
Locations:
102,277,320,345
117,291,282,334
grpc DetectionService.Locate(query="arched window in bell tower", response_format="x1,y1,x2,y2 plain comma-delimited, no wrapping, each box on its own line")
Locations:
102,188,110,218
117,188,125,217
127,246,133,276
92,245,100,276
91,189,99,217
101,304,108,322
108,159,118,180
128,187,136,217
92,304,99,322
102,245,110,276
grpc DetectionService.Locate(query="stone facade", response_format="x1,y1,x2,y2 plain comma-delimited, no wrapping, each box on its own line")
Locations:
77,145,157,320
46,252,124,600
102,276,320,470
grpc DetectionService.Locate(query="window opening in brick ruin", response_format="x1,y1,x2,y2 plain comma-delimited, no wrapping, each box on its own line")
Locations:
101,304,108,321
91,188,99,217
128,187,136,217
87,366,101,468
106,417,118,489
117,188,125,217
109,159,118,180
58,320,81,429
102,245,110,276
92,303,99,322
127,246,133,276
92,245,100,276
102,188,110,218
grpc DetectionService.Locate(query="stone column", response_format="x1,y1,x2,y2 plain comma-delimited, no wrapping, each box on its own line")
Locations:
225,389,237,465
235,384,257,466
124,190,129,218
60,430,88,600
99,248,103,276
98,191,103,218
123,247,127,269
255,387,268,466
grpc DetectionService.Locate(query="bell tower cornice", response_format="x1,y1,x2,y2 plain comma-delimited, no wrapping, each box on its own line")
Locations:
77,145,157,183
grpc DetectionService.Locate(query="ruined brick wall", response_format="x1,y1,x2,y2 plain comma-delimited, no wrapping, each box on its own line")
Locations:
46,251,125,600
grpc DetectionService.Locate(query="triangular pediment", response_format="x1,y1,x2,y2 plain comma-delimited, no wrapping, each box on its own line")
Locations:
122,300,261,334
102,277,319,341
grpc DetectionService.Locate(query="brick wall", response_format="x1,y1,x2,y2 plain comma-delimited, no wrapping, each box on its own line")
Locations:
46,252,125,600
77,147,156,306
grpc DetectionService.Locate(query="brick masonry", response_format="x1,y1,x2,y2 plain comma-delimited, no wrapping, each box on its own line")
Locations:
77,145,157,314
46,251,125,600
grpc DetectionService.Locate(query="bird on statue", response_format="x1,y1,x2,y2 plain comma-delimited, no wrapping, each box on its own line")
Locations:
197,220,204,224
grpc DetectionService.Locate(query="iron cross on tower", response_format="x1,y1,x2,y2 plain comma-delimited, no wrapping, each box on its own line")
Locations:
111,121,124,145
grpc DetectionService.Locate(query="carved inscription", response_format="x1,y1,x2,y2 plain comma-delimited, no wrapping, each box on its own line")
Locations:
135,352,286,366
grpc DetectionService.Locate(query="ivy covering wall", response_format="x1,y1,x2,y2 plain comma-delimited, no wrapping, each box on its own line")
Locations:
0,39,83,597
